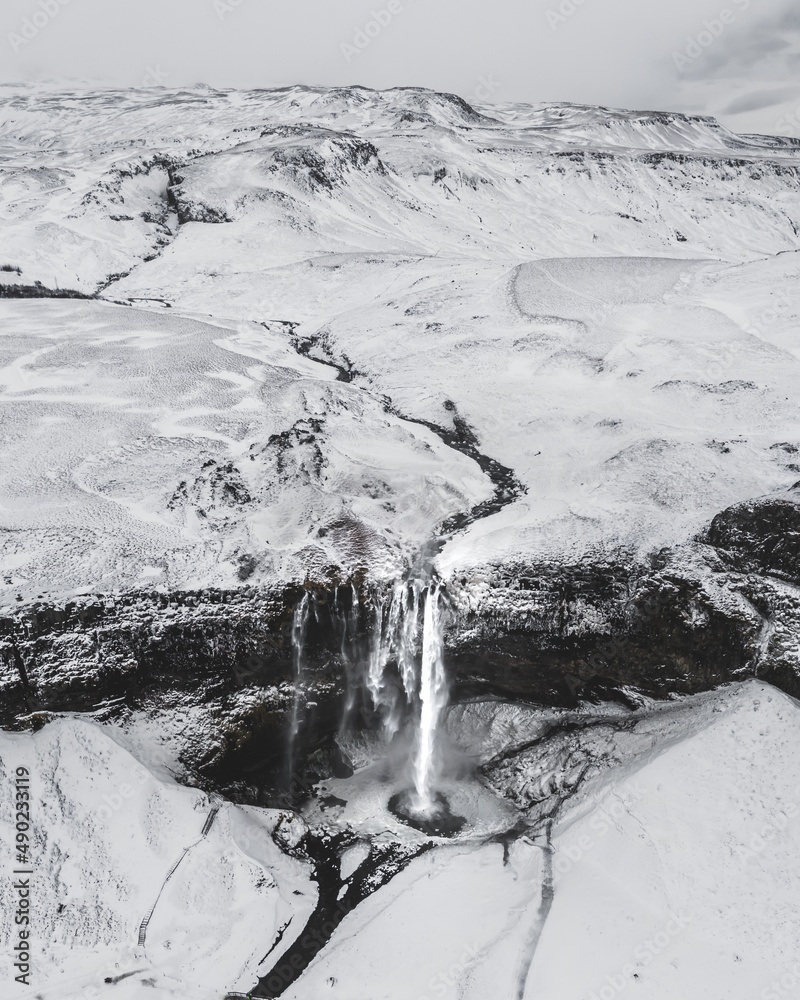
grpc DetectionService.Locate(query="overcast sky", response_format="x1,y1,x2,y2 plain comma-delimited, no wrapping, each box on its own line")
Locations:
2,0,799,137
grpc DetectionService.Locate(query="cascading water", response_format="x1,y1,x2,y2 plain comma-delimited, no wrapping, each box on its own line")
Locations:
413,584,448,813
366,578,424,740
398,584,421,701
334,583,360,736
288,573,464,834
287,591,310,787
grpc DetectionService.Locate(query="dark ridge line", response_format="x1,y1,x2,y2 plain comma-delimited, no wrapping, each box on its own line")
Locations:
4,153,187,302
514,826,555,1000
394,398,527,544
95,158,193,296
258,918,292,966
0,282,95,300
250,834,433,998
288,327,360,383
284,325,526,544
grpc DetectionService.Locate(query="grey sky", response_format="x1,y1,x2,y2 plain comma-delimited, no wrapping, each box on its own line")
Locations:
2,0,798,136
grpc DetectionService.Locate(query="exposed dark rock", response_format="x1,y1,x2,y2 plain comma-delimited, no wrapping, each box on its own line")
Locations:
170,195,232,225
250,834,431,998
387,398,527,543
445,554,762,705
706,486,800,583
259,126,387,192
0,587,300,726
4,490,800,802
291,326,360,383
0,282,94,299
168,459,255,516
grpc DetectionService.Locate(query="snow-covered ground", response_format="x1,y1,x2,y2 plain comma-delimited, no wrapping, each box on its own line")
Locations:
257,681,800,1000
0,718,315,1000
3,86,799,294
3,249,800,598
529,682,800,1000
2,85,800,597
4,681,798,999
2,85,800,1000
0,297,488,595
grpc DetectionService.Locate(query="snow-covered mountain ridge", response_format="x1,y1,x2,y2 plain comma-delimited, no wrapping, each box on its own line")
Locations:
3,85,800,999
3,84,800,296
2,85,800,591
2,83,800,716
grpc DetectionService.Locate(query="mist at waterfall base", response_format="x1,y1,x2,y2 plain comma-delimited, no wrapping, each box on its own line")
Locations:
287,578,473,838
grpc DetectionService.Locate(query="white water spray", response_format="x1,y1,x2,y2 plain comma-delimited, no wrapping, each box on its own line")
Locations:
335,583,361,734
289,577,451,819
413,584,448,813
398,584,421,702
362,579,449,815
366,585,398,718
366,579,426,741
287,591,310,782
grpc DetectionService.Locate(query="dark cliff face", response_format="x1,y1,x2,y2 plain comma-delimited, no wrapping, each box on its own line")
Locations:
0,588,295,712
0,585,358,802
706,485,800,582
445,559,761,706
2,493,799,807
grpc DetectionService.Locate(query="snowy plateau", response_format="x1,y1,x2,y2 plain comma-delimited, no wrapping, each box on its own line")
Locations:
1,84,800,1000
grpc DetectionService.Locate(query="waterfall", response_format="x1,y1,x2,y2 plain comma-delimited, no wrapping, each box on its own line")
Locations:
335,583,360,736
287,591,310,786
413,585,447,812
366,583,400,724
363,577,450,814
366,579,425,740
288,575,450,817
398,583,421,702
